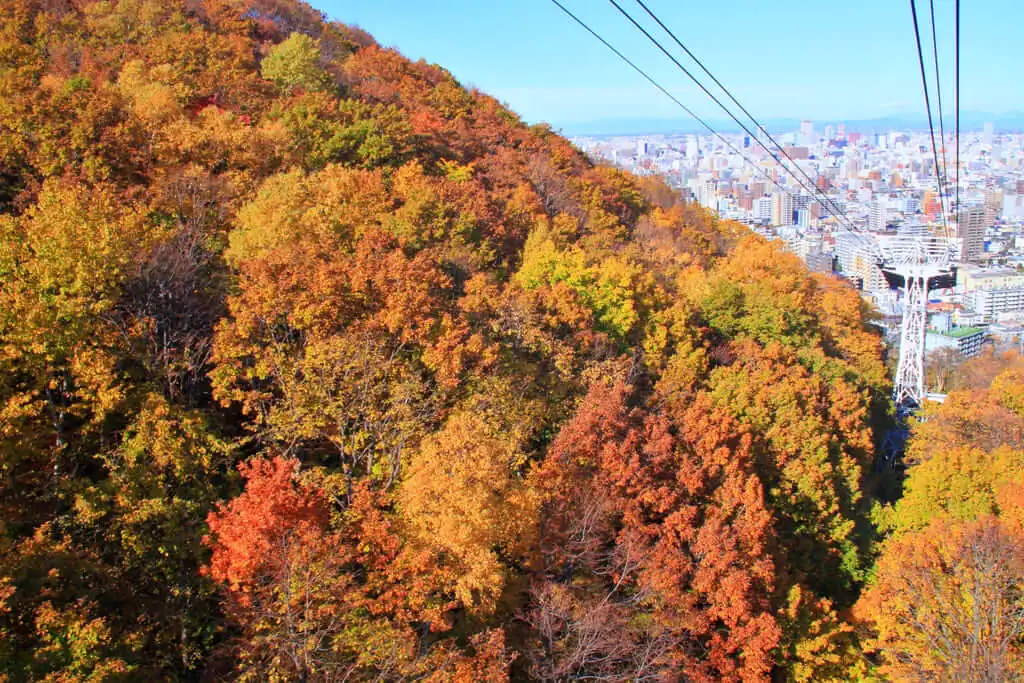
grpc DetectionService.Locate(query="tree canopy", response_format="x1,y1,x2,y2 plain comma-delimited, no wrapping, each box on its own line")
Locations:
1,0,989,678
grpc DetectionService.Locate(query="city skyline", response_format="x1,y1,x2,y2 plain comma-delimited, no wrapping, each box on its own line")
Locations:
567,121,1024,329
327,0,1024,128
554,112,1024,137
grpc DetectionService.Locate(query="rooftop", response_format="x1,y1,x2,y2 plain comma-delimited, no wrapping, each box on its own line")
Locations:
965,267,1023,279
931,326,983,338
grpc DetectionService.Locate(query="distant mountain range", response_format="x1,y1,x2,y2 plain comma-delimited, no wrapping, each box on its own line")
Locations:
555,111,1024,137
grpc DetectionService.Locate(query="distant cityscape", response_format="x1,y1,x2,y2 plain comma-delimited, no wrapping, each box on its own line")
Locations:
573,122,1024,362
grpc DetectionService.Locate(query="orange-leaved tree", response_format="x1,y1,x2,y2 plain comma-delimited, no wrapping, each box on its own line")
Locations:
527,381,779,682
857,516,1024,681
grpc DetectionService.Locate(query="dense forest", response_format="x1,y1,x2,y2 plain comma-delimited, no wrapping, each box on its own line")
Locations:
1,0,1022,679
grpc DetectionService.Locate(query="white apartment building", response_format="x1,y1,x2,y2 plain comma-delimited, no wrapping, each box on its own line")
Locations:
697,178,717,209
964,287,1024,320
772,193,794,227
869,199,888,232
753,196,772,222
834,231,888,290
925,327,985,358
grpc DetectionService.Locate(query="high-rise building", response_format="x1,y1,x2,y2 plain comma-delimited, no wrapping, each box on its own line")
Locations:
957,205,987,262
800,119,814,145
685,136,699,159
869,199,888,232
697,178,718,209
771,192,794,226
753,197,773,222
835,231,887,290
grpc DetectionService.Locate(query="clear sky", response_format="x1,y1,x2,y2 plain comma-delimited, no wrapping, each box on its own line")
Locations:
319,0,1022,127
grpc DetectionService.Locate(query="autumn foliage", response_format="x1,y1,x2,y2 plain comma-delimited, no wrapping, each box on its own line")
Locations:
530,382,779,680
205,457,328,593
858,356,1024,680
0,0,985,678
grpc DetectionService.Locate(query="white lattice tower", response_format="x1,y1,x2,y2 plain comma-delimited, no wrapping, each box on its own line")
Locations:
893,272,928,407
874,233,956,410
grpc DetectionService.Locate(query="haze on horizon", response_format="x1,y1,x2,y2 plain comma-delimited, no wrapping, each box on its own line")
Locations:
325,0,1023,130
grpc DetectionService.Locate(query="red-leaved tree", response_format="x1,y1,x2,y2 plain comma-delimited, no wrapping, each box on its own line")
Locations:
527,381,780,682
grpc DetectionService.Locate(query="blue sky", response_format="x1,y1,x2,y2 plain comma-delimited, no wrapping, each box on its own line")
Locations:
320,1,1021,126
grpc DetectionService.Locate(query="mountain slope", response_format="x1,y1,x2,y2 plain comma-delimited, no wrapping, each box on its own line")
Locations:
0,0,889,679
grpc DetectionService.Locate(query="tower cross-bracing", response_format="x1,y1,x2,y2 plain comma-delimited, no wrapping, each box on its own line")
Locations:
875,234,957,411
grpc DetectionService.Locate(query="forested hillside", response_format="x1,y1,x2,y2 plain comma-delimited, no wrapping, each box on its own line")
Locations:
0,0,1003,679
857,350,1024,681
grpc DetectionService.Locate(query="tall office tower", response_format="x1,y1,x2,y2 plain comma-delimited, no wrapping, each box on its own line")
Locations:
837,123,846,140
983,122,995,146
824,125,835,142
957,205,987,262
771,192,794,226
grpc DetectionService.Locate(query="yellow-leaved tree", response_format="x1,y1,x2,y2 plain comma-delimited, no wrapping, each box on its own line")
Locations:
400,410,537,613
